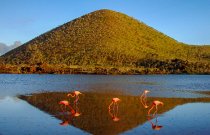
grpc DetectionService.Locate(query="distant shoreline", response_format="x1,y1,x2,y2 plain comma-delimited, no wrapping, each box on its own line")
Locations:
1,58,209,75
0,66,209,75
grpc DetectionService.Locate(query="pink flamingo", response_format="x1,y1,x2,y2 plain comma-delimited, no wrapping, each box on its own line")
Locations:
59,107,81,126
59,99,81,126
59,111,74,126
140,90,150,108
148,100,164,116
67,91,82,103
108,108,120,122
108,98,120,110
72,102,81,117
148,116,163,130
60,120,69,126
59,100,75,114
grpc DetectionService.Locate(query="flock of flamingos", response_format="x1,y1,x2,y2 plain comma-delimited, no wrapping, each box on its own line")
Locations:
58,90,164,130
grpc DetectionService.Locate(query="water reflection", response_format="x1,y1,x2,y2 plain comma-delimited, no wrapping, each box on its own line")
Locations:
108,98,120,122
58,95,82,126
19,92,210,135
148,100,164,116
147,115,163,130
59,105,81,127
59,113,72,126
1,74,209,98
67,90,82,104
123,103,210,135
59,100,75,113
140,90,150,108
108,97,120,110
0,96,87,135
72,101,82,117
108,109,120,122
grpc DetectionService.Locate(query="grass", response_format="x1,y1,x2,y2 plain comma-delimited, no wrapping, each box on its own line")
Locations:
19,91,210,135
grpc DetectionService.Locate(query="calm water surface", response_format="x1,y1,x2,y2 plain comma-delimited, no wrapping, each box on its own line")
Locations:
0,74,209,97
0,74,210,135
122,103,210,135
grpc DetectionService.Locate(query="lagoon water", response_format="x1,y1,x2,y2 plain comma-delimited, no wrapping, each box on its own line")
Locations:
0,74,209,98
0,74,210,135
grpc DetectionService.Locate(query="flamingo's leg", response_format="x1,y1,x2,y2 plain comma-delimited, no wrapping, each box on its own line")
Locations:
60,105,65,113
64,105,67,112
113,102,115,110
153,105,158,117
68,105,75,114
140,96,147,108
74,96,79,104
116,103,119,112
108,102,113,110
148,105,154,115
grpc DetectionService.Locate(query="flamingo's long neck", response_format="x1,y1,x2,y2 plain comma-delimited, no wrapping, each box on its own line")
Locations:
141,92,148,101
68,93,75,97
140,93,146,106
140,92,144,99
144,94,147,101
140,97,147,108
144,98,149,108
141,93,150,108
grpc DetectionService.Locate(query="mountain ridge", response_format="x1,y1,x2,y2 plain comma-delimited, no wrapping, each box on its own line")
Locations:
0,9,209,74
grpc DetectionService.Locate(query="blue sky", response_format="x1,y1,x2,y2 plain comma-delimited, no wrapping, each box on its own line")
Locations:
0,0,210,45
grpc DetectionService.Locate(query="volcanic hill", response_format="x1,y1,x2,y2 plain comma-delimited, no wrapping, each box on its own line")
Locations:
0,9,209,74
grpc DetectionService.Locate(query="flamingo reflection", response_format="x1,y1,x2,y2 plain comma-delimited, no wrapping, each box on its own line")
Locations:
108,97,120,122
108,106,120,122
148,115,163,130
59,112,75,126
59,101,81,126
148,100,164,116
67,90,82,103
140,90,150,108
59,101,75,126
60,120,70,126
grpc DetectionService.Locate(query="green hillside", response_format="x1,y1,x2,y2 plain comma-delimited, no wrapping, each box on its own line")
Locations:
0,9,209,74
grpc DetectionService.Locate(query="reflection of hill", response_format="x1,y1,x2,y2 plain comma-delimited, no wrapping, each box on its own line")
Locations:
19,92,210,135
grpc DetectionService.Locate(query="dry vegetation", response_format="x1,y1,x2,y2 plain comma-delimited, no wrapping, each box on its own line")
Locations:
0,9,210,74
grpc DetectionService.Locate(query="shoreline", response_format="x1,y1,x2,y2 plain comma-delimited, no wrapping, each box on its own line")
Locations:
0,66,209,75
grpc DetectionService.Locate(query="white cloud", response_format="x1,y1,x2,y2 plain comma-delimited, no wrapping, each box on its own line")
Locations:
0,41,22,56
